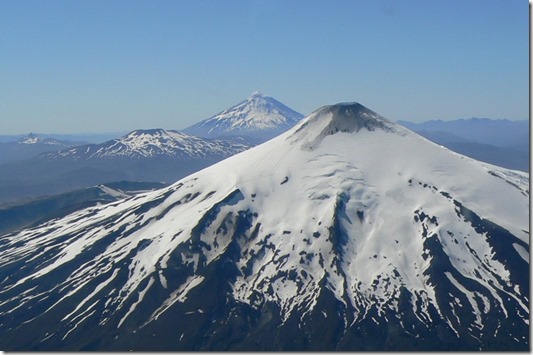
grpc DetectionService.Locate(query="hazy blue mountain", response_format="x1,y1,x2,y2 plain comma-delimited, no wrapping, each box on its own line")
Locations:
397,118,528,147
397,118,529,171
0,132,125,144
0,133,86,164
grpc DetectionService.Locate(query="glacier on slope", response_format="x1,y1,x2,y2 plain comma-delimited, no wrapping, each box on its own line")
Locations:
0,103,528,351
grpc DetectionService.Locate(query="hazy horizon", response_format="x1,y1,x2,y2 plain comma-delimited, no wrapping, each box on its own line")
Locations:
0,113,529,137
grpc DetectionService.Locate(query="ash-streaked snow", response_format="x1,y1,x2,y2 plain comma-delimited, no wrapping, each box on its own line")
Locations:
0,102,528,351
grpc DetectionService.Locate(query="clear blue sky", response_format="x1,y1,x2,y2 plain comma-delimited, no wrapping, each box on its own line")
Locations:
1,0,529,134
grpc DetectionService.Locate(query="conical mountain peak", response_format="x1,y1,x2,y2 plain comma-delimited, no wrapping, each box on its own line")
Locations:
183,93,304,142
289,102,401,150
311,102,394,131
0,101,528,351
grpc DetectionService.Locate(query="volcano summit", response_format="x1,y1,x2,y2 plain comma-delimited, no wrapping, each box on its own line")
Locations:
183,91,304,143
0,103,528,351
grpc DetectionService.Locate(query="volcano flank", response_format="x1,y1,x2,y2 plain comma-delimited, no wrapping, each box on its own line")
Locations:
0,102,528,351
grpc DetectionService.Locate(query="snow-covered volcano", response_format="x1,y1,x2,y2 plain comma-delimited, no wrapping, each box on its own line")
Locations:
0,103,528,351
182,91,304,142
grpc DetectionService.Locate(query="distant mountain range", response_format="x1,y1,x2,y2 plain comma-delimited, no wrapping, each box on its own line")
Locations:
1,96,527,208
0,93,305,204
397,118,528,147
0,102,527,351
0,132,125,144
0,129,250,204
42,129,250,160
0,133,86,164
397,118,529,172
183,91,304,143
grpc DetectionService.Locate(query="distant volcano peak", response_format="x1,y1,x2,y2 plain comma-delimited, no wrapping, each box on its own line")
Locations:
183,93,304,142
248,90,264,98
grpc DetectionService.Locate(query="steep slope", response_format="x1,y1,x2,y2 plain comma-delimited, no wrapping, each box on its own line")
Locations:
0,181,167,235
182,92,304,142
0,103,528,351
